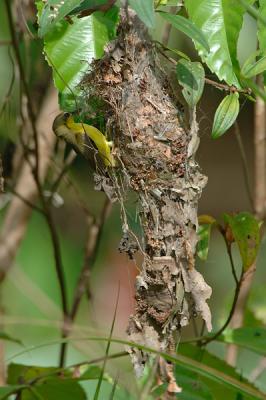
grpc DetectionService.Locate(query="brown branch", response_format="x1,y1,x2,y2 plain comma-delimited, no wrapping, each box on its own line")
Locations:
70,197,112,320
233,122,254,211
161,6,177,46
7,185,45,215
225,264,256,365
225,74,266,366
157,46,252,95
201,270,243,345
0,84,57,281
5,0,40,179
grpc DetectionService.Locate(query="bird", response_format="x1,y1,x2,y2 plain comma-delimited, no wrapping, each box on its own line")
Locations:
52,112,115,167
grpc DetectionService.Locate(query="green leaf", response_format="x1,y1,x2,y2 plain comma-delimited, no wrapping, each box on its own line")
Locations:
22,379,86,400
38,0,84,37
197,215,216,261
258,1,266,56
197,225,213,261
176,59,205,108
158,12,209,52
128,0,155,28
79,365,103,380
175,365,213,399
0,385,26,400
220,327,266,356
43,6,118,110
9,337,266,400
211,93,239,139
43,16,95,108
184,0,255,87
179,344,261,400
70,0,114,16
223,212,261,270
242,55,266,78
92,6,120,59
7,364,59,385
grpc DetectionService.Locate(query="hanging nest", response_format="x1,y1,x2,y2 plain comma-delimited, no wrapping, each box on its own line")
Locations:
81,10,212,394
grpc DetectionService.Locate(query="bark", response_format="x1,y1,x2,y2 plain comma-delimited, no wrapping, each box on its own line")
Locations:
82,12,211,391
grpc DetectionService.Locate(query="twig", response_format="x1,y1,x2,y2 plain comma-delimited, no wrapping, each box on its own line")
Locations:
70,197,112,319
233,122,254,211
161,6,177,46
5,0,40,179
7,186,45,215
0,47,15,117
200,270,243,345
157,46,252,94
225,242,238,285
49,151,77,196
225,263,256,365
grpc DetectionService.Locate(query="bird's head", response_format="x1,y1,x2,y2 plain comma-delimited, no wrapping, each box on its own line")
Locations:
52,112,74,138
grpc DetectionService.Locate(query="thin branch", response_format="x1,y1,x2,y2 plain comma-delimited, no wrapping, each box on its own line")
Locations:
0,46,15,117
7,186,45,215
156,45,252,95
70,197,112,319
225,242,238,285
201,270,243,345
5,0,40,178
161,6,177,46
233,122,254,211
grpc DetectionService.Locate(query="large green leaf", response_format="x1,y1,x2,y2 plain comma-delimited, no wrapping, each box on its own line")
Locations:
70,0,115,16
241,55,266,78
175,365,213,399
176,59,205,108
223,212,261,270
184,0,255,87
220,327,266,356
21,379,86,400
7,363,59,385
9,337,266,400
158,12,209,51
0,385,26,400
258,0,266,87
38,0,114,37
128,0,155,28
211,93,239,139
43,7,118,110
38,0,83,37
179,344,260,400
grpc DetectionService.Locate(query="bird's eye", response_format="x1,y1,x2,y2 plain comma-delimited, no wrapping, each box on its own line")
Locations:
63,112,70,120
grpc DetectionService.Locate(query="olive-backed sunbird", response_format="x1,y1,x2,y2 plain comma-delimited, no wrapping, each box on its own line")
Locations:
52,113,115,167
